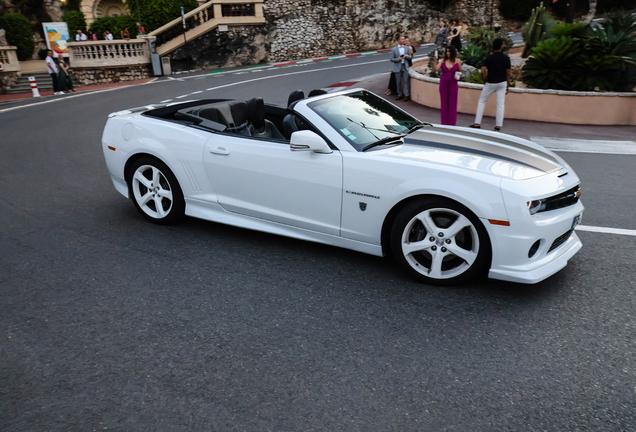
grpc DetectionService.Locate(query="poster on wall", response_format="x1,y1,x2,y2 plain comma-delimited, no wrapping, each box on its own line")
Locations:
42,22,70,57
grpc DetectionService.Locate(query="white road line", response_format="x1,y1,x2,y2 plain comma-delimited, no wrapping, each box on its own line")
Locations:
531,136,636,155
160,99,172,103
175,95,188,98
191,91,203,95
576,225,636,236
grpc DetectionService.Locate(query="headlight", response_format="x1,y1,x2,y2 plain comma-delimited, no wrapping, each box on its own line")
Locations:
527,199,546,215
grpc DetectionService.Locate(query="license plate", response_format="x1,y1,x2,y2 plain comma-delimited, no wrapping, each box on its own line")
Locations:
571,213,582,230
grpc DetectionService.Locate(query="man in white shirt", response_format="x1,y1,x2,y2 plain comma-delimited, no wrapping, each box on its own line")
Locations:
104,30,114,40
390,35,411,101
45,50,63,95
76,30,87,41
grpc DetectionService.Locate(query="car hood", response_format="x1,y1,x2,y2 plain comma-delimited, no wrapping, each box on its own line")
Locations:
378,127,566,181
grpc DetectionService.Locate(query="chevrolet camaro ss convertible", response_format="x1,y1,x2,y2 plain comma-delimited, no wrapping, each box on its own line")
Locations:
102,89,584,285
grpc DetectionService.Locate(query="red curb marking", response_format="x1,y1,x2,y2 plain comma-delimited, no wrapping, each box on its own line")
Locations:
326,81,358,88
377,49,391,53
345,53,361,57
313,58,329,61
273,62,296,66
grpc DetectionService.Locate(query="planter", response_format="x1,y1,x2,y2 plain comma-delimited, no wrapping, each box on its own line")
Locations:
409,59,636,126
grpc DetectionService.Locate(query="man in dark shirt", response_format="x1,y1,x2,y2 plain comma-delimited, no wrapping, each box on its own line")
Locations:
470,38,511,131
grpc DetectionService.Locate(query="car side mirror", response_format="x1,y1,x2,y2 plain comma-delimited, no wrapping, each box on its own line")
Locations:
290,130,333,154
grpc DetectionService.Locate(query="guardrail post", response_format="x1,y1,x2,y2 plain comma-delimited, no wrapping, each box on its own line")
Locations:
29,76,41,97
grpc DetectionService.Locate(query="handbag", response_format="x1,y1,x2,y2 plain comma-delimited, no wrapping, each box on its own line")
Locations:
454,71,462,81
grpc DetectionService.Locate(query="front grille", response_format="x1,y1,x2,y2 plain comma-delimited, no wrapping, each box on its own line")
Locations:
548,230,573,253
539,185,581,213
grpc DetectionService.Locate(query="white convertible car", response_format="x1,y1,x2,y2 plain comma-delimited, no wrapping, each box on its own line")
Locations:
102,89,583,285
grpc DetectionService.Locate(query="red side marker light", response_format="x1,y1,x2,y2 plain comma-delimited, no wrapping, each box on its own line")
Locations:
108,146,116,151
488,219,510,226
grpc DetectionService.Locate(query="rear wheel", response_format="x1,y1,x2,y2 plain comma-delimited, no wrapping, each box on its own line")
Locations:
128,156,185,224
390,198,490,285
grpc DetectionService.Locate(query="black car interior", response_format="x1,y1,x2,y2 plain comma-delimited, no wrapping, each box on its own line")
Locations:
143,90,327,142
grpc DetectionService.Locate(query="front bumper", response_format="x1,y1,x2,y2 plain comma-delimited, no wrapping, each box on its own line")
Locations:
485,173,584,284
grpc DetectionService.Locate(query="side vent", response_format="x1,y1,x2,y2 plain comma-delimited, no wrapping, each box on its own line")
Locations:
179,161,201,192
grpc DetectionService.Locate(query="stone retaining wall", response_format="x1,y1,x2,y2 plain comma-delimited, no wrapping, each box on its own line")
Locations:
72,65,152,86
0,71,19,92
409,60,636,126
171,0,503,70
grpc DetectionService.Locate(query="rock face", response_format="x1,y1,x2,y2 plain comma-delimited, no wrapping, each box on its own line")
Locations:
171,0,503,71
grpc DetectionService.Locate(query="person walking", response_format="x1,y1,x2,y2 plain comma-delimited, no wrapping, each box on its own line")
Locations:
470,38,511,131
45,50,63,95
390,35,412,101
434,45,462,125
56,54,75,93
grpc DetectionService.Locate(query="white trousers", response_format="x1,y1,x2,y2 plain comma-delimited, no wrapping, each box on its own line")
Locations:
474,81,507,127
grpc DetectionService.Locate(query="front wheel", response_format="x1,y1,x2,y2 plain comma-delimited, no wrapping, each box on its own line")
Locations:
128,156,185,224
390,198,491,285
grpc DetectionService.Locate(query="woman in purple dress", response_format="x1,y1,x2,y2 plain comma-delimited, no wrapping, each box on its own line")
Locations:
433,45,462,125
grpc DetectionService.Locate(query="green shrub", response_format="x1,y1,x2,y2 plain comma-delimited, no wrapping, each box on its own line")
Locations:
573,53,625,91
0,14,35,61
466,27,513,53
522,37,581,90
499,0,587,20
601,11,636,34
135,0,199,32
550,22,589,38
460,44,488,68
466,72,484,84
64,11,87,37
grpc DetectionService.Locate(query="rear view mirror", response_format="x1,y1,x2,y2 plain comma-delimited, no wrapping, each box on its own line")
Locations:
290,130,333,154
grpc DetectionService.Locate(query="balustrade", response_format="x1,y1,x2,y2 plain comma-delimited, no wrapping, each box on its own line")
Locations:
0,46,20,72
67,40,150,68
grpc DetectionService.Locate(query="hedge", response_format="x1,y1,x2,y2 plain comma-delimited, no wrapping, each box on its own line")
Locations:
0,14,36,61
64,11,87,37
89,16,140,40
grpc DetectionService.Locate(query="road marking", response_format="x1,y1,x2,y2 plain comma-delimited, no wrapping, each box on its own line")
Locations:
531,136,636,155
190,91,203,95
576,225,636,236
175,95,188,98
160,99,172,103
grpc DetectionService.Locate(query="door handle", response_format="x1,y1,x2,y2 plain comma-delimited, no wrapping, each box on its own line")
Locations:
209,147,230,155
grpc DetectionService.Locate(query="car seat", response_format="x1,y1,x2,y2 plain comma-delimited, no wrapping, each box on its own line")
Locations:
246,97,285,140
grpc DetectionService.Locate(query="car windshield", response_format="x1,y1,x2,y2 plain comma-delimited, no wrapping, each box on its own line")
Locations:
308,90,421,151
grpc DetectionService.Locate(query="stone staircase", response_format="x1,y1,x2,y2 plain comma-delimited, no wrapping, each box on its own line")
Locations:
5,71,80,94
149,0,265,57
5,72,52,94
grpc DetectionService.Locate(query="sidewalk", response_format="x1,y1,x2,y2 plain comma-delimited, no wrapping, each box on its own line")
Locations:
357,74,636,142
0,77,156,103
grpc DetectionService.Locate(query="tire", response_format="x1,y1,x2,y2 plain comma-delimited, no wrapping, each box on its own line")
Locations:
127,156,185,225
390,197,491,286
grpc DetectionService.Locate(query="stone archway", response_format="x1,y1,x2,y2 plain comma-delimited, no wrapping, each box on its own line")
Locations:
81,0,128,24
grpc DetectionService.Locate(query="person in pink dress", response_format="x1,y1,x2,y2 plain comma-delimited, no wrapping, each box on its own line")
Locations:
433,45,462,125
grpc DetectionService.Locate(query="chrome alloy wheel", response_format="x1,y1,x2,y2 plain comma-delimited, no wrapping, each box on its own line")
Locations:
401,208,480,280
132,164,174,219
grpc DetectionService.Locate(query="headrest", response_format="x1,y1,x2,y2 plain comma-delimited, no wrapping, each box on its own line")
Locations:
198,107,226,125
246,97,265,130
229,101,247,126
287,90,305,107
308,89,327,97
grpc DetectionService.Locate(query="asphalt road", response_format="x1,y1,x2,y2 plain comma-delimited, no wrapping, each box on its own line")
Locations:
2,55,636,431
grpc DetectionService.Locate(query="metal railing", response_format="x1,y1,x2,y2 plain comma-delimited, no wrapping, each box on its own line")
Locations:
67,40,151,68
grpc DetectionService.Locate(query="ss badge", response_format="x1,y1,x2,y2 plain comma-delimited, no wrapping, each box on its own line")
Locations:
359,202,367,211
